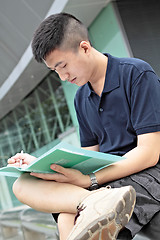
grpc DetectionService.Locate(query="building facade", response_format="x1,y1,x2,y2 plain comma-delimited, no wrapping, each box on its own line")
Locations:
0,0,159,209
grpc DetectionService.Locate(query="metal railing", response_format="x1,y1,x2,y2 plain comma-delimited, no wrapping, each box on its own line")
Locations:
0,206,59,240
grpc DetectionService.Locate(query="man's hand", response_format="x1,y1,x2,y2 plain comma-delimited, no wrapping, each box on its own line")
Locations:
30,164,91,188
8,153,36,168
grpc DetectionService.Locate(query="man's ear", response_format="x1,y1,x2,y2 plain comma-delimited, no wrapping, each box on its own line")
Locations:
79,41,91,54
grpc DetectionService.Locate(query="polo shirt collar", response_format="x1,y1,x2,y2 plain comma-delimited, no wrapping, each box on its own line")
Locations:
86,53,120,97
103,53,120,93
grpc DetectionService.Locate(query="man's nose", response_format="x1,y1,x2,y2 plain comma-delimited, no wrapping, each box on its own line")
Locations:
58,71,69,81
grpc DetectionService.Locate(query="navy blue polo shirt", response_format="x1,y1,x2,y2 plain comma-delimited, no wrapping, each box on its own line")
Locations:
74,54,160,156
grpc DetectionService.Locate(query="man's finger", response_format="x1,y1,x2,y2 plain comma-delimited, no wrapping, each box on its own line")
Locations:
30,172,56,180
7,158,16,163
7,163,20,167
50,164,69,175
30,172,66,182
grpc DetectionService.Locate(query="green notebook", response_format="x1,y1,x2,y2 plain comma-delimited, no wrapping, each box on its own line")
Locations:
0,142,124,178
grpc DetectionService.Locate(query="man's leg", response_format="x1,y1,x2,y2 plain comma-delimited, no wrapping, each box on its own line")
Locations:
58,213,75,240
13,174,136,240
13,173,89,214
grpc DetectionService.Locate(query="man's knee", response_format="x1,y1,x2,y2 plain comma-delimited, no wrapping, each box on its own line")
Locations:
12,173,32,201
12,177,22,198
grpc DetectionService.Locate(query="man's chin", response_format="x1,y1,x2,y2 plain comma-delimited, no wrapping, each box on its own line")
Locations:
76,81,88,87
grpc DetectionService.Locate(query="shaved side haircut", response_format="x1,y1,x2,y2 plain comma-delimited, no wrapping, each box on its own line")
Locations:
32,13,90,63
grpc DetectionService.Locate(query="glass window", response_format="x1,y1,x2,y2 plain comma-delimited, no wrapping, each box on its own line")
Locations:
0,71,73,166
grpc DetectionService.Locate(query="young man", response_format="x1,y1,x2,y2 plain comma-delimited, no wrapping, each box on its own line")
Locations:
8,13,160,240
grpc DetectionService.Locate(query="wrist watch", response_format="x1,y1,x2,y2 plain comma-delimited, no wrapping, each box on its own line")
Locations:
88,173,99,190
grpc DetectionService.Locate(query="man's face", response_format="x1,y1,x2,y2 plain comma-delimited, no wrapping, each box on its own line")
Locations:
44,42,93,86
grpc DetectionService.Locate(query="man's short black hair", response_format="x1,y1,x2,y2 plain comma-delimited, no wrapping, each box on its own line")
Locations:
31,12,90,63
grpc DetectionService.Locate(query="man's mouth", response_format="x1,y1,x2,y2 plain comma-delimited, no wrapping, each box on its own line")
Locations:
69,77,77,84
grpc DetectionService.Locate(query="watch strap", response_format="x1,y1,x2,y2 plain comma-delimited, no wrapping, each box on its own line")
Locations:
88,173,99,190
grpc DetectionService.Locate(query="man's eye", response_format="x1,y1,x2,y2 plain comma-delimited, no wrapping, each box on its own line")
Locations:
62,64,67,68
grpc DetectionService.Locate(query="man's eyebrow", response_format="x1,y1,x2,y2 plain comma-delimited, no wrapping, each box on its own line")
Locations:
54,61,63,69
46,61,64,71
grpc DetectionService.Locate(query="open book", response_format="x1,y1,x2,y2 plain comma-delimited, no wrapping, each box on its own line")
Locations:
0,142,124,177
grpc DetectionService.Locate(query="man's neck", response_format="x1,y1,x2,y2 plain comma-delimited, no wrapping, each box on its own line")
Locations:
89,50,108,96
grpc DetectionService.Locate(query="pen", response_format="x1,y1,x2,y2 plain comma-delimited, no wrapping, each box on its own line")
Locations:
19,150,23,168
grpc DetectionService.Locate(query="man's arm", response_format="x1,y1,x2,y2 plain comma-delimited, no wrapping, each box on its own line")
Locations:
94,132,160,185
28,132,160,188
82,144,99,152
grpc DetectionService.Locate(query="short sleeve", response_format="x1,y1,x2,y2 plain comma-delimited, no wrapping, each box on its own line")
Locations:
74,97,98,147
131,71,160,135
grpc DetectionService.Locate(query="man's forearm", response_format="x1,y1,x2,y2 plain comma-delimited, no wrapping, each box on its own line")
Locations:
95,144,159,186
